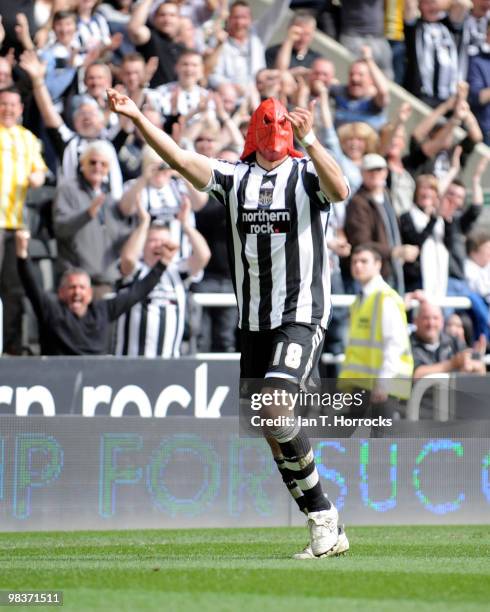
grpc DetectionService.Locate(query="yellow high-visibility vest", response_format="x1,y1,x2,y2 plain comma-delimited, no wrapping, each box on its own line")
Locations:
339,286,414,399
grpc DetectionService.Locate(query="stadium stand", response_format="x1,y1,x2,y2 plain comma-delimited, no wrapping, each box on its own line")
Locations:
2,10,490,605
0,0,489,387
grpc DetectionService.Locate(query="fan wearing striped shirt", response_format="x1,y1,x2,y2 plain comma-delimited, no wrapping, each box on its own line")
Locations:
114,195,210,357
119,144,208,262
404,0,461,107
152,50,214,122
107,88,350,559
76,0,113,52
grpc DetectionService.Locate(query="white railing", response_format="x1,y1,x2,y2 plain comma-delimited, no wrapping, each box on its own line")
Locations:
405,374,452,421
190,293,488,422
194,352,490,367
195,352,241,360
191,293,472,310
190,292,475,362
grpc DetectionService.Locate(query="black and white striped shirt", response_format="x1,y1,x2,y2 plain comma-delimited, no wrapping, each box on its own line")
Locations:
150,83,215,118
203,156,343,332
405,17,459,102
122,178,195,261
114,260,187,357
76,13,111,51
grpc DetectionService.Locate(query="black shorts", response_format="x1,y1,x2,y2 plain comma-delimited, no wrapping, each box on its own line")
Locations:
239,322,325,388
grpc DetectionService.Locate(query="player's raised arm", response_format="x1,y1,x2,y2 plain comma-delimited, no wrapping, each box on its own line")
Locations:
107,88,213,190
286,103,349,203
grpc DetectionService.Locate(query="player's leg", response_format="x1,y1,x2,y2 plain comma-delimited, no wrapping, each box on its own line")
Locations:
239,325,348,557
262,324,341,556
268,436,349,558
261,375,339,556
239,329,313,513
267,437,308,514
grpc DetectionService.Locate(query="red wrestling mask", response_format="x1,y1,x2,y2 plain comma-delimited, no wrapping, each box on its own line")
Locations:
241,98,303,162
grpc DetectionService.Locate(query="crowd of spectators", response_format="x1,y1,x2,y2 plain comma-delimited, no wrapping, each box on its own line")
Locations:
0,0,489,395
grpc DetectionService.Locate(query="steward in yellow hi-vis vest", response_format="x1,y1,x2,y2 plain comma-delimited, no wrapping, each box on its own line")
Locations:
339,246,414,400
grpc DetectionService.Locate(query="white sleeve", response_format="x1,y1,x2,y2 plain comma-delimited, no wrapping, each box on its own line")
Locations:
379,295,408,380
208,47,228,89
109,146,123,200
465,258,490,298
199,158,237,198
254,0,290,45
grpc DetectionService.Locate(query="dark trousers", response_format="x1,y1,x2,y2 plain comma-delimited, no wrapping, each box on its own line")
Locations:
0,230,24,354
388,40,406,86
193,277,238,352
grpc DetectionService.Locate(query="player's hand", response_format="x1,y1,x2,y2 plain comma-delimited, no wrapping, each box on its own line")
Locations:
160,241,179,266
285,101,315,141
107,88,141,120
15,229,31,259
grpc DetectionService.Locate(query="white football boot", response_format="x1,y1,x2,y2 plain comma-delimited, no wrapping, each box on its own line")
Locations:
306,504,339,557
293,525,349,559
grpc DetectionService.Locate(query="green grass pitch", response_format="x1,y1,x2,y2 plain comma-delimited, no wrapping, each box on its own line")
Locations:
0,526,489,611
